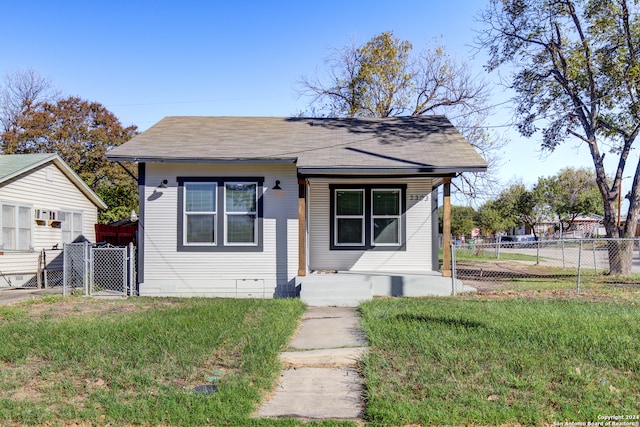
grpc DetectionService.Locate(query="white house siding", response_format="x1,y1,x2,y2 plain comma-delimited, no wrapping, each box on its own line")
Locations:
141,162,299,298
308,178,434,274
0,162,99,286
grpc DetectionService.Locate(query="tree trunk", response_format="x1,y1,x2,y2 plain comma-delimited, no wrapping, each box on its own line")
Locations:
608,239,634,276
598,180,635,276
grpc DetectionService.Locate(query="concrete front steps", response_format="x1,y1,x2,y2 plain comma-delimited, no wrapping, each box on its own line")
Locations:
298,271,474,306
298,273,372,307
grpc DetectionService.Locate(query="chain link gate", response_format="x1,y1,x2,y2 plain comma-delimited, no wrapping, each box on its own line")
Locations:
63,242,136,297
63,242,89,295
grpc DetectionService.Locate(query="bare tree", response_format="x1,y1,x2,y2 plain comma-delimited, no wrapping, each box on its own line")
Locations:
298,32,503,201
0,69,60,138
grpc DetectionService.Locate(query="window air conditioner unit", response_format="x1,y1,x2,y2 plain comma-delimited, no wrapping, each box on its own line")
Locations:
35,209,50,221
35,209,59,224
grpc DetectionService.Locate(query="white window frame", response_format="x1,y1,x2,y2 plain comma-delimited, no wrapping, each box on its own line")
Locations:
1,202,33,252
60,210,83,244
223,182,259,246
371,188,402,247
183,183,217,247
334,189,366,246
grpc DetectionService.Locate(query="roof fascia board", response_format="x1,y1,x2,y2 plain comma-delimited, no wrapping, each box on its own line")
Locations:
106,155,297,164
51,156,108,209
298,166,486,175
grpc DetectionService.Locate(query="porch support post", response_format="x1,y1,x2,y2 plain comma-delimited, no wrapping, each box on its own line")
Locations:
442,177,452,277
298,178,307,276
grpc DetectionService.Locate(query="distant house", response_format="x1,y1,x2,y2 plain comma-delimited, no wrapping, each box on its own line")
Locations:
520,214,605,239
0,153,107,288
107,116,487,304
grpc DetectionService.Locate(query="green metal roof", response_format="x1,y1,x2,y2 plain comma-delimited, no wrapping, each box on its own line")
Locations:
0,153,57,182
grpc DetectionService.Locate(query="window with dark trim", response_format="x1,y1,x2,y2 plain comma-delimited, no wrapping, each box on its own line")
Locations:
177,177,264,252
330,184,406,250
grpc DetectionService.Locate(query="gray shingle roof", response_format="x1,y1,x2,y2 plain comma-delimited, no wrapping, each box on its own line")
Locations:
107,116,488,174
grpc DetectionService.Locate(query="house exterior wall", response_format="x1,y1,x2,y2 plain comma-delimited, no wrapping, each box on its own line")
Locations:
307,177,434,273
139,162,299,297
0,162,99,287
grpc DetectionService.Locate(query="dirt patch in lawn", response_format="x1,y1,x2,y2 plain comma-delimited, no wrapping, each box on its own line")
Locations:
22,297,183,320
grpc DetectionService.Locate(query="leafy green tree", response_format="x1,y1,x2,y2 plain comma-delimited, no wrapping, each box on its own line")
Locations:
535,167,603,232
479,0,640,274
300,31,503,200
477,199,517,237
493,183,548,240
1,96,138,222
439,205,478,238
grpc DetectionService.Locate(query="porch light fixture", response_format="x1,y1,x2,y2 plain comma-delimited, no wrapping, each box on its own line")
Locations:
272,180,282,190
159,179,168,188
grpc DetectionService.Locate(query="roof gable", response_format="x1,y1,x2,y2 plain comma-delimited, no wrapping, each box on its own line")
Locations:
107,116,488,174
0,153,107,209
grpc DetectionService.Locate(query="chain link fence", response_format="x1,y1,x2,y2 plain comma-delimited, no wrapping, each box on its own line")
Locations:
451,238,640,294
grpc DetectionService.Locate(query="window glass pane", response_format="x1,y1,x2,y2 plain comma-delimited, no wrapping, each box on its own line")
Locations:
18,207,30,225
227,214,256,243
73,213,82,240
373,190,400,215
186,183,216,212
373,218,399,244
60,211,71,243
2,205,15,250
337,218,363,244
226,183,256,213
186,214,215,243
336,190,363,215
18,207,31,250
2,205,15,227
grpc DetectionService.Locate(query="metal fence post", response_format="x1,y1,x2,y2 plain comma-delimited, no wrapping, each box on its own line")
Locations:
593,240,597,274
84,242,90,296
62,244,67,297
128,243,134,296
577,239,583,293
562,239,566,268
451,243,457,295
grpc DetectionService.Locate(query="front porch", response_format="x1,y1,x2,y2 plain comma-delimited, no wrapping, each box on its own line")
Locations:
296,271,475,307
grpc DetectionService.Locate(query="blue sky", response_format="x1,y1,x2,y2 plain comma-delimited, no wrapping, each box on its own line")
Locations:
1,0,624,203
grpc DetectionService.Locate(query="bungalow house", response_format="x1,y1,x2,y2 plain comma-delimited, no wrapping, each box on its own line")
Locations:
0,153,107,287
106,116,487,305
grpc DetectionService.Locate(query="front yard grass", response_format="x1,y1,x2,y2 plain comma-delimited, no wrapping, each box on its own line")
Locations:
0,296,307,426
360,296,640,426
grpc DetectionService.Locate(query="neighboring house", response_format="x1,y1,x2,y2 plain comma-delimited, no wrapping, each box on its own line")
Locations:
509,214,606,239
0,153,107,287
107,116,487,303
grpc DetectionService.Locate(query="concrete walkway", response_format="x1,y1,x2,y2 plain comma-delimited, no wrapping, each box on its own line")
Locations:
255,306,368,420
0,288,62,305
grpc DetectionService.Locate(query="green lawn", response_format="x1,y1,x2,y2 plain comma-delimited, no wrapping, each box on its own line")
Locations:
3,294,639,426
359,297,640,426
0,296,308,426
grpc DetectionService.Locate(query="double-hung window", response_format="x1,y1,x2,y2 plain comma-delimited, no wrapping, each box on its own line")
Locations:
224,182,258,245
331,185,405,250
184,183,217,245
60,211,83,244
1,203,32,251
178,178,263,251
